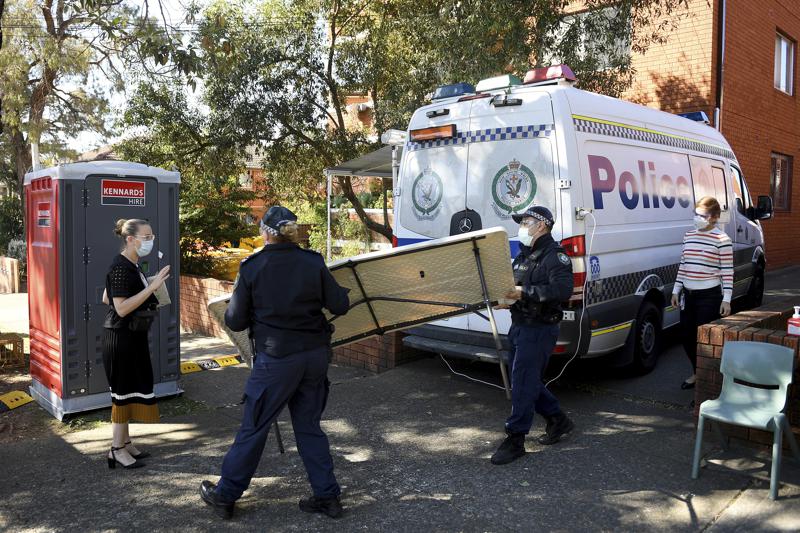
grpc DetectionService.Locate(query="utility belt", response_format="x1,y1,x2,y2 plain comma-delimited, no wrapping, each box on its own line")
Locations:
512,302,563,326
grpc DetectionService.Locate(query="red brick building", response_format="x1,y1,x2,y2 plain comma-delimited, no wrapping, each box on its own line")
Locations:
625,0,799,269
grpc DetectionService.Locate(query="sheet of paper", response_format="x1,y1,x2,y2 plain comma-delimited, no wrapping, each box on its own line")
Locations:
147,276,171,307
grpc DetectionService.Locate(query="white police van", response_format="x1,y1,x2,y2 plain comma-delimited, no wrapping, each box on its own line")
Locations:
397,65,773,373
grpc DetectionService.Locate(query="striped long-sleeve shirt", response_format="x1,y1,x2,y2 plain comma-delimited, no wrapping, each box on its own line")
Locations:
672,227,734,302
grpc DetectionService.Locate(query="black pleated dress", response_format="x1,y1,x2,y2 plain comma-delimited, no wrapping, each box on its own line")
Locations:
102,254,160,423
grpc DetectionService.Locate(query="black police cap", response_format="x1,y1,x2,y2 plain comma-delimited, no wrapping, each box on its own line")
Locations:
261,205,298,235
511,205,555,226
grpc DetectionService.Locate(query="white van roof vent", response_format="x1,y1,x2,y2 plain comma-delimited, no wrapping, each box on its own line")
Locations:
475,74,522,93
522,64,577,87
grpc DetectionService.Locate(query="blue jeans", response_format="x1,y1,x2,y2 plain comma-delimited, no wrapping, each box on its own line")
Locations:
505,323,562,435
216,345,340,501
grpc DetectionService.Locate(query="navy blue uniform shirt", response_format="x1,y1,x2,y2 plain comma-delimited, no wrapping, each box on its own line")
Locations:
510,233,573,325
224,243,350,357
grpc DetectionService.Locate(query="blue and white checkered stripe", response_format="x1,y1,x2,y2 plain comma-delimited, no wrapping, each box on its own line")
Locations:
406,124,554,152
573,118,735,160
586,264,680,305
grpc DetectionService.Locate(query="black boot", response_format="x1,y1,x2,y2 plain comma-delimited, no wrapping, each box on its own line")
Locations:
537,413,574,445
490,433,526,465
200,480,235,519
299,495,343,518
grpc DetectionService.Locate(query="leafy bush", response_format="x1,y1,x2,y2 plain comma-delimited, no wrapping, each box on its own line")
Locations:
0,196,23,254
356,191,373,208
6,238,26,277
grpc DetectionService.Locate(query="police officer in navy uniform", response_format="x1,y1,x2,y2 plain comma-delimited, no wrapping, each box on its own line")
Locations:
491,206,575,465
200,206,350,519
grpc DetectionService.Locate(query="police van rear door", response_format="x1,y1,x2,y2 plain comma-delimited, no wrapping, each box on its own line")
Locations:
398,100,473,240
397,99,475,332
465,89,559,334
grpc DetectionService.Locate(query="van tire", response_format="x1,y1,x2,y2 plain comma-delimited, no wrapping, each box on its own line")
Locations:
743,265,765,309
628,301,661,375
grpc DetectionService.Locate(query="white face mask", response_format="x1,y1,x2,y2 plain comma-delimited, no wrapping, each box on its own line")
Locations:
518,225,534,247
136,239,154,257
693,215,710,230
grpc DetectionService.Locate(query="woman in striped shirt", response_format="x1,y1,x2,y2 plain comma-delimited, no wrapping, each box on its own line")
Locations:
671,196,733,390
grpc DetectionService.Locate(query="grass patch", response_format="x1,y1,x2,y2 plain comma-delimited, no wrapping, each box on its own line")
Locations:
52,395,209,432
158,394,210,418
58,409,111,433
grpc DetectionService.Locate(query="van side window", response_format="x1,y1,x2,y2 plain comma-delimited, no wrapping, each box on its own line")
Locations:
730,167,745,213
689,157,728,210
710,167,728,211
730,165,751,213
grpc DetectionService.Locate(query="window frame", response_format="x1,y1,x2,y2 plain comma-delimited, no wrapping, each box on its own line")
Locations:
770,151,793,212
239,169,255,190
774,31,796,96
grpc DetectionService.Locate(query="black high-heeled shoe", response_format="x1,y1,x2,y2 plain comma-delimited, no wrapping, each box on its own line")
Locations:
107,446,145,469
125,440,151,460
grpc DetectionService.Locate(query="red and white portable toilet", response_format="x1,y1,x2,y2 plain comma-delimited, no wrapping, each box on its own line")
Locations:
24,161,181,419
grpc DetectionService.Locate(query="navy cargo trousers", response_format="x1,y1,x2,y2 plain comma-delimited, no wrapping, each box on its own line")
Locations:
216,345,340,502
505,323,562,435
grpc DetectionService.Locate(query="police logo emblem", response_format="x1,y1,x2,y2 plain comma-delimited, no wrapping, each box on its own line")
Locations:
411,168,443,220
491,159,537,218
558,253,570,265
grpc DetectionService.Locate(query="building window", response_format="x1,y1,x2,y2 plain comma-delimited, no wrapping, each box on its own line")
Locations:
770,152,792,211
774,32,795,95
239,170,254,189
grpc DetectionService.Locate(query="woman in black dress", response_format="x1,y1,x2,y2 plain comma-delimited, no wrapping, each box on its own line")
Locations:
101,218,170,469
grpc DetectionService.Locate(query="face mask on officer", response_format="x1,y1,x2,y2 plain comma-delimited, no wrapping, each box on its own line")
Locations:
518,219,545,247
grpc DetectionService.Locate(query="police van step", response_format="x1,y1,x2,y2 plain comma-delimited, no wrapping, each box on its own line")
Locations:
405,324,512,351
402,335,510,364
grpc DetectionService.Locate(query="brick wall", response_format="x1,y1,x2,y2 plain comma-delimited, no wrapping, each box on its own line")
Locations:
620,0,800,269
180,273,425,372
695,297,800,448
179,274,235,338
715,1,800,269
623,0,715,117
331,331,425,373
0,257,20,294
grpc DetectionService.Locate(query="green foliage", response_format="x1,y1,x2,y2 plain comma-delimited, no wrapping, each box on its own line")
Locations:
6,239,27,278
0,196,24,254
102,0,688,263
0,0,206,193
166,0,687,245
115,83,256,276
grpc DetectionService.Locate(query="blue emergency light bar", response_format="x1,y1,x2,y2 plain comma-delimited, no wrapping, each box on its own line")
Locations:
678,111,710,124
432,83,475,101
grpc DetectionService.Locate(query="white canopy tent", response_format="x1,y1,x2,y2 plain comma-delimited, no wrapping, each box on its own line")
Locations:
323,135,405,260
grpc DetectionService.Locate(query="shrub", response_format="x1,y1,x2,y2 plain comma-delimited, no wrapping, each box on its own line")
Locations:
6,238,26,277
0,196,23,254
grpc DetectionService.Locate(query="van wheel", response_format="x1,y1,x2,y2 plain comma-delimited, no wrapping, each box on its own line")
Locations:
629,301,661,375
743,265,765,309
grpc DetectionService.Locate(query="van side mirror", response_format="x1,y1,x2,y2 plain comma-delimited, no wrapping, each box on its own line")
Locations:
754,195,773,220
735,197,744,214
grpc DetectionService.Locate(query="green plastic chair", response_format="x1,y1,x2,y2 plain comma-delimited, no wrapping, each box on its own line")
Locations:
691,341,800,500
